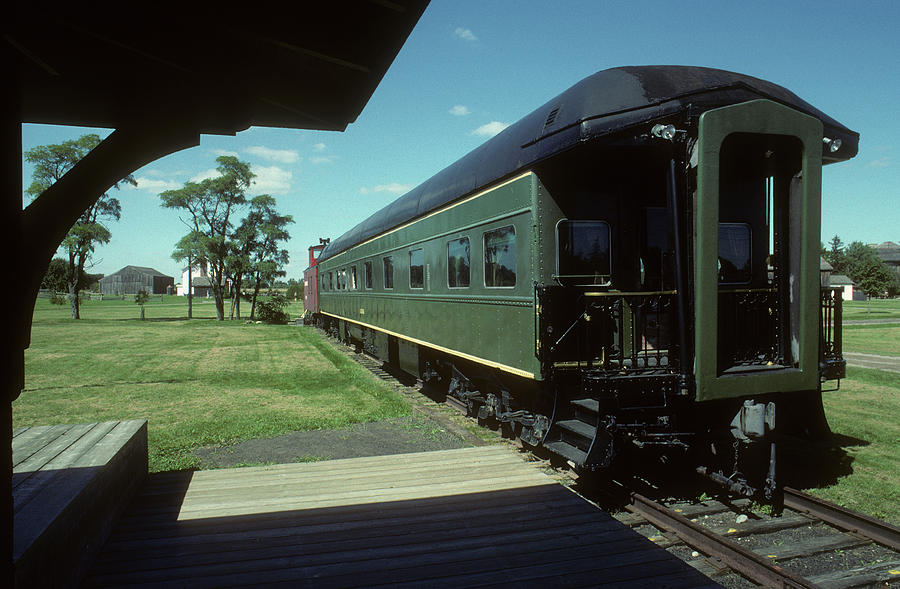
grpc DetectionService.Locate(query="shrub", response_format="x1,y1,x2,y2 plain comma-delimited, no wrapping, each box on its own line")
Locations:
49,291,66,305
135,290,149,320
256,293,290,324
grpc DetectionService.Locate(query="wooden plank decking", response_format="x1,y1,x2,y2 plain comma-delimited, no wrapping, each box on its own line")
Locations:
84,446,719,588
13,420,148,588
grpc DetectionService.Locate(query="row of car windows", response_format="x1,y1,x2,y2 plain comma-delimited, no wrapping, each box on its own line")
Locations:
319,218,752,293
321,225,517,292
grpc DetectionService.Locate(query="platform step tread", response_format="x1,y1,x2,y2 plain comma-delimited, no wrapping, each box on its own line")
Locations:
543,441,587,466
570,398,600,414
556,419,597,440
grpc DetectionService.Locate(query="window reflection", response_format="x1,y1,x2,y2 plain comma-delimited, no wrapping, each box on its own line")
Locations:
409,248,424,289
383,256,394,289
557,220,611,285
364,261,373,289
718,223,752,283
484,226,516,287
448,237,470,288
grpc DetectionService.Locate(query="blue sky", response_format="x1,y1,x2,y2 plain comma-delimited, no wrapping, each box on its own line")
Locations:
21,1,900,282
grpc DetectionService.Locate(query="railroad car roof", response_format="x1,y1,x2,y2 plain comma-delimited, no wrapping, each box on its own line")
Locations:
320,65,859,261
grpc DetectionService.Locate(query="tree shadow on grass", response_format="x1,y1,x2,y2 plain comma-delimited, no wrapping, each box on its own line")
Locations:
22,378,198,393
113,317,220,322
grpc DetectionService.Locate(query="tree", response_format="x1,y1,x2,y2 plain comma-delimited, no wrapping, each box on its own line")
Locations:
25,134,135,319
40,258,70,293
243,195,293,319
160,156,252,320
135,290,149,320
842,241,900,300
225,218,256,320
823,235,846,274
171,231,205,318
40,257,100,299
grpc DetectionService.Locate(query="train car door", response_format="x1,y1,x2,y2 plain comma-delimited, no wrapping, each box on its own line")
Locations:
694,99,823,401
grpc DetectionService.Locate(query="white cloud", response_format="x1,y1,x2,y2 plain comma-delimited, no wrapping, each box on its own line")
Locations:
449,105,471,116
454,27,477,42
186,165,293,195
245,145,300,164
867,157,892,168
131,177,182,193
312,142,327,152
251,165,292,195
190,168,220,183
472,121,510,138
310,156,336,165
359,183,413,195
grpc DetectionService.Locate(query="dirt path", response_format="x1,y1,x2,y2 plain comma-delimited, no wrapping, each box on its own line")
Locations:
844,352,900,372
193,416,473,468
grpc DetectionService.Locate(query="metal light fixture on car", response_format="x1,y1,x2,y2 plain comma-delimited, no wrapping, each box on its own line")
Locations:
823,137,842,153
651,123,677,140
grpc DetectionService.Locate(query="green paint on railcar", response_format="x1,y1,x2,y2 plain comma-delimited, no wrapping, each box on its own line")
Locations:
695,99,823,401
318,173,542,379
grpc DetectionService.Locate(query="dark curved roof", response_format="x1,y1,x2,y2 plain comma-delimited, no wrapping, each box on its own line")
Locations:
10,2,428,133
320,65,859,261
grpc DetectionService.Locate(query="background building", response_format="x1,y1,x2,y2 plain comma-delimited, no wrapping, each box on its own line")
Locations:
99,266,174,295
829,274,860,301
871,241,900,278
176,261,214,297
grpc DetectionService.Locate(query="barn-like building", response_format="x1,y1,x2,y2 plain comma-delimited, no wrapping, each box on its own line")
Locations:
99,265,174,295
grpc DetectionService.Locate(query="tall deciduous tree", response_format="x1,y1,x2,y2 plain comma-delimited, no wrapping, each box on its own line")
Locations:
243,195,293,319
25,134,135,319
171,231,205,318
160,156,252,320
226,220,256,320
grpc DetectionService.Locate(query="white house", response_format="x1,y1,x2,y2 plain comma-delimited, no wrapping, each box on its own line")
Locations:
176,260,213,297
829,274,859,301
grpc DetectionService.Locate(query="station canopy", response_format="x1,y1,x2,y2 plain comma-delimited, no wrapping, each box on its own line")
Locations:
9,2,429,132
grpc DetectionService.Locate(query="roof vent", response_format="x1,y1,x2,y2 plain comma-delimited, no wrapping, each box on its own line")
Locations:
543,106,560,129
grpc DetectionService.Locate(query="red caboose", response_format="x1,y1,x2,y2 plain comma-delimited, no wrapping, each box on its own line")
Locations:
302,240,328,317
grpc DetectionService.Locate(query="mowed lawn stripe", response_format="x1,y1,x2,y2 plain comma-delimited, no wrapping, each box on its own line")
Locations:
16,299,410,472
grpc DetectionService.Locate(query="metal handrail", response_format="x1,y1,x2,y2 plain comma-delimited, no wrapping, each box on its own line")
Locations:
541,288,678,374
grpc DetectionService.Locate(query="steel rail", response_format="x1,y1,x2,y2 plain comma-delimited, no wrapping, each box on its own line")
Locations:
783,487,900,551
627,493,816,588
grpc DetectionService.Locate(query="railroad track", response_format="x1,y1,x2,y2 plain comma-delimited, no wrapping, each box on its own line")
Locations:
336,336,900,588
618,490,900,588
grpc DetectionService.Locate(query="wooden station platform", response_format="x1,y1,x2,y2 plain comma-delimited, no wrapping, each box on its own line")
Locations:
83,446,719,588
13,420,148,588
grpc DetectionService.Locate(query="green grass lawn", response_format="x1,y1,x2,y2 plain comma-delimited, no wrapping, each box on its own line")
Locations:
841,324,900,357
16,297,409,472
34,294,306,322
842,298,900,321
813,367,900,524
806,309,899,523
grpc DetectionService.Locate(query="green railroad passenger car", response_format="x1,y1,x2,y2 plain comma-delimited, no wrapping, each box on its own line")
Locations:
303,66,859,499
